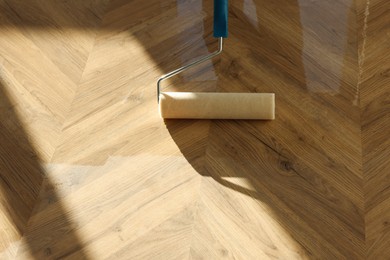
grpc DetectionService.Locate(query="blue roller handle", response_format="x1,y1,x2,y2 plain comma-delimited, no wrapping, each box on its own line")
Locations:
214,0,228,38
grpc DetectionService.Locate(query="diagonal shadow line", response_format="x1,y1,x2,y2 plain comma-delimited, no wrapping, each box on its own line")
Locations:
0,80,91,259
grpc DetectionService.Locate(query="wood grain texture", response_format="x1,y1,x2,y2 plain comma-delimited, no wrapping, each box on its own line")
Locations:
0,0,388,259
357,0,390,258
0,0,108,258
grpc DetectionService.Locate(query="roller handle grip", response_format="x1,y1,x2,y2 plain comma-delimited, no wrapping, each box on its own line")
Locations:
213,0,228,38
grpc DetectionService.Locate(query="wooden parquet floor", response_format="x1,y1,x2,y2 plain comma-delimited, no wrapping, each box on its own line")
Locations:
0,0,389,259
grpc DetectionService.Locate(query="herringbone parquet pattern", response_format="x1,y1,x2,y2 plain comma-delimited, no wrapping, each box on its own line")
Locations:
0,0,388,259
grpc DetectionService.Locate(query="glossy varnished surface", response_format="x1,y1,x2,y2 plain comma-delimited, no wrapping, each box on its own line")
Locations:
357,0,390,257
0,0,388,259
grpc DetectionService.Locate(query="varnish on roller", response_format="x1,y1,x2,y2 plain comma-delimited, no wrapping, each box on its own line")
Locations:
157,0,275,120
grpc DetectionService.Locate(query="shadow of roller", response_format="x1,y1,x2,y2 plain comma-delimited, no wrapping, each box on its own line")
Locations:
163,118,308,252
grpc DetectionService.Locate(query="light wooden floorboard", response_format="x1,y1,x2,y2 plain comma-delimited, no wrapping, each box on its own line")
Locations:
0,0,388,259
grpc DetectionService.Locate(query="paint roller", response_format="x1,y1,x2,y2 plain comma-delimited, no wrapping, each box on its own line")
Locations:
157,0,275,120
